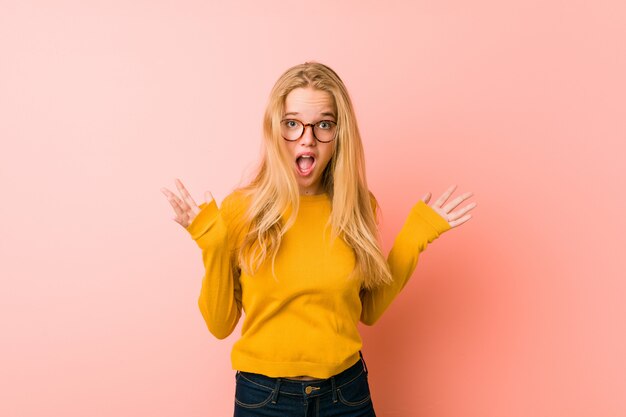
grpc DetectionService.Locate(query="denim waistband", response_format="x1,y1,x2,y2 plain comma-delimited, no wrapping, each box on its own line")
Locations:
236,351,369,400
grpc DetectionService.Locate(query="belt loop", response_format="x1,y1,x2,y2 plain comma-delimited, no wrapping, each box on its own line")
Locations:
359,350,368,375
331,376,338,403
271,378,281,404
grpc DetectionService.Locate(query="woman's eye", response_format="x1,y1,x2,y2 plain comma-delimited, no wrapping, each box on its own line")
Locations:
318,121,331,129
286,120,298,128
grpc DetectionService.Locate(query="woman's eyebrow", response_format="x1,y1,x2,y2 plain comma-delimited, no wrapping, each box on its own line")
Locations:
284,111,336,119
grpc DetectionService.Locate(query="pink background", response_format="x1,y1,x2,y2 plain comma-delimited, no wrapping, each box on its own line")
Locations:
1,1,624,416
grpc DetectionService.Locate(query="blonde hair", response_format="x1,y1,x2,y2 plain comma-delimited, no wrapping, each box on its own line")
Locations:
236,61,393,290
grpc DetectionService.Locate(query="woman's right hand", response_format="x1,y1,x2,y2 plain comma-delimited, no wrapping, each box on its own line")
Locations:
161,178,214,229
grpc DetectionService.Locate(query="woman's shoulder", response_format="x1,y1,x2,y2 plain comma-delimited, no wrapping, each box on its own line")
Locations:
220,188,253,224
222,188,250,208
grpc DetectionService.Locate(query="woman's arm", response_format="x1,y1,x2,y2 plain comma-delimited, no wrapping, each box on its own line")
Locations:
360,185,475,325
359,200,451,325
186,195,243,340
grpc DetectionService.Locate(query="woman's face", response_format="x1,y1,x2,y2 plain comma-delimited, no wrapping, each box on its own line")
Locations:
280,87,337,196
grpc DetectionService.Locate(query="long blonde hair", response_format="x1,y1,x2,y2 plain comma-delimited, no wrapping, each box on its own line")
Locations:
236,61,393,290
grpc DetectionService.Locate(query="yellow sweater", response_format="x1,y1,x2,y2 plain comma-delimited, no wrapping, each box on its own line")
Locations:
186,190,451,378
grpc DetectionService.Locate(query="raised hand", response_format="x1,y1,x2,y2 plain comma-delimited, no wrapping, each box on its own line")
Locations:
161,178,214,229
421,184,476,228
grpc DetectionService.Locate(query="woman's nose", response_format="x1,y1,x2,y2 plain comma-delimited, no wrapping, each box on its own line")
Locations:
300,124,317,145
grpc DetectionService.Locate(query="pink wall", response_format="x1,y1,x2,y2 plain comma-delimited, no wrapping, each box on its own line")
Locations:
1,1,624,416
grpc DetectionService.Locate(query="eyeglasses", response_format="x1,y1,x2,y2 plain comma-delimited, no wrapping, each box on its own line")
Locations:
280,118,337,143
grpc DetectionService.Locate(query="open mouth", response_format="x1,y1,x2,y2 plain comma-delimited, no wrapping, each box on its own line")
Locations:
296,155,316,176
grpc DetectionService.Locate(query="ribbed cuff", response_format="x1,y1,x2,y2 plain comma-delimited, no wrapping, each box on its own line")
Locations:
396,200,451,249
411,200,452,235
185,200,219,241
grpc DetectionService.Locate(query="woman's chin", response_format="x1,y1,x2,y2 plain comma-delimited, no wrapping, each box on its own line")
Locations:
296,174,322,191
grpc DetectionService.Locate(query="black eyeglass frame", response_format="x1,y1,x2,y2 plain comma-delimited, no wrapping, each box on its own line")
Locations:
280,118,338,143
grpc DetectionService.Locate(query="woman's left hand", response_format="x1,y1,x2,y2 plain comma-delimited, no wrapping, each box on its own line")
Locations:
421,185,476,228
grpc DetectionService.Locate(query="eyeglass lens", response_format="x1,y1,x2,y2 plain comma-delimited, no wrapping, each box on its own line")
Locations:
281,120,336,142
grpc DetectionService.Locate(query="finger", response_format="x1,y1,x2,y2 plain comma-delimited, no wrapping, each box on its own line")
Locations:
205,191,214,204
161,187,190,220
433,184,457,208
448,213,472,228
446,201,477,222
175,178,199,210
442,192,474,213
161,187,184,211
174,179,202,220
421,192,431,204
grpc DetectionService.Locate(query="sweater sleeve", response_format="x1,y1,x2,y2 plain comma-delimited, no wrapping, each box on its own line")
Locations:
360,200,452,326
186,194,243,340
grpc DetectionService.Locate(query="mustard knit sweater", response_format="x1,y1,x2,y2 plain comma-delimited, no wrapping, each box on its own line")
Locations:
186,190,451,379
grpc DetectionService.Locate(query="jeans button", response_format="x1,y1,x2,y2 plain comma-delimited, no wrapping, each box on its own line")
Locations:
305,385,321,394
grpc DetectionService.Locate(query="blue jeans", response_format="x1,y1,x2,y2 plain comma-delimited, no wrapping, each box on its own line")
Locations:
233,351,376,416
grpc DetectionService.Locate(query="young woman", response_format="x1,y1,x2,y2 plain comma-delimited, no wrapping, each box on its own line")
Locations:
161,62,476,416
